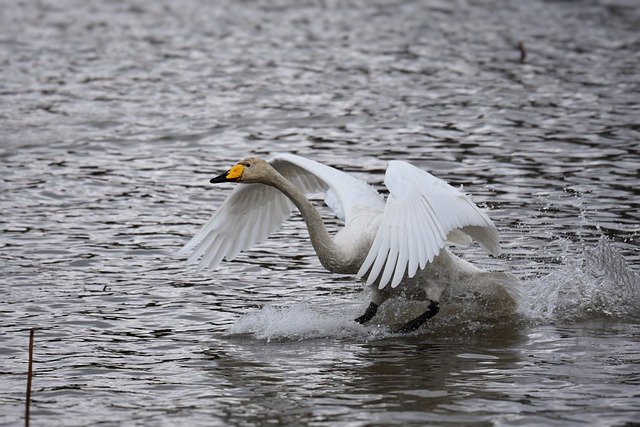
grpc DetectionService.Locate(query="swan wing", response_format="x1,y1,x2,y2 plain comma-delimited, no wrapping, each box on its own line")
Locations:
179,154,383,270
356,160,501,289
177,182,294,269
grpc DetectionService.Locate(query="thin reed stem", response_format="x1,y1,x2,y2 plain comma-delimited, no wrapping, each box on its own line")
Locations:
25,329,34,427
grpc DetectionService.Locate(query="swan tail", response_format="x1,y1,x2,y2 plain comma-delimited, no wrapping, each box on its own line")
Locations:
475,271,523,308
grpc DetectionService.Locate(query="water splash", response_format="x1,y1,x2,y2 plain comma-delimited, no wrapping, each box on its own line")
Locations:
523,237,640,322
230,237,639,341
229,286,525,341
229,304,381,341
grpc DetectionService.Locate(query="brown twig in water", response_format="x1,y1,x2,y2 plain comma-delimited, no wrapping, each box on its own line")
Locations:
25,329,34,427
518,42,527,63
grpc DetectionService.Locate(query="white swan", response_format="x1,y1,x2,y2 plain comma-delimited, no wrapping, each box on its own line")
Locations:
179,154,521,332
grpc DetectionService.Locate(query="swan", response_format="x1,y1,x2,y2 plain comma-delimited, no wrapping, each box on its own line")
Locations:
178,154,521,332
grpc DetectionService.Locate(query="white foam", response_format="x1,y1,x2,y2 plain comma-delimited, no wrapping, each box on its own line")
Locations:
229,304,382,341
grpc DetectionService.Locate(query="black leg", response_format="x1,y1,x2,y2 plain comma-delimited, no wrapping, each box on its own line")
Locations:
395,300,440,333
355,302,379,324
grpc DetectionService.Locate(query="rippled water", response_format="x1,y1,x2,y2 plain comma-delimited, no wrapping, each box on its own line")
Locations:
2,0,639,426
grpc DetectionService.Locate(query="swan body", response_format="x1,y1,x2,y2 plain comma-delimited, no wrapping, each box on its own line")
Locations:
179,154,521,332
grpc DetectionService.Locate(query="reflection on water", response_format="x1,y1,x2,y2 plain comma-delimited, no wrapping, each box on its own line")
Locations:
203,330,527,426
1,0,639,426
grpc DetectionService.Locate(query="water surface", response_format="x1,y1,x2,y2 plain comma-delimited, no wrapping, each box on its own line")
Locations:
1,1,639,426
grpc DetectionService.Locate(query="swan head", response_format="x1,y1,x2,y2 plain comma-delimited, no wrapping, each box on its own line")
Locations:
210,157,272,184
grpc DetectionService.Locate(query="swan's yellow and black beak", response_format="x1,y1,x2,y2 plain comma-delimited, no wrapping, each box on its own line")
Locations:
210,163,244,184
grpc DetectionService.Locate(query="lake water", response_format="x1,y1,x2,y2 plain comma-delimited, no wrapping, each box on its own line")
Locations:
1,0,639,426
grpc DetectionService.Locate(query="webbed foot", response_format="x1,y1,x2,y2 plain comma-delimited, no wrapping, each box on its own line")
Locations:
394,300,440,333
355,302,379,324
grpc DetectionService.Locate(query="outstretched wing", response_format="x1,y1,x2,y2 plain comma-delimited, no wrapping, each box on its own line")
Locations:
177,182,293,270
178,154,383,270
356,160,501,289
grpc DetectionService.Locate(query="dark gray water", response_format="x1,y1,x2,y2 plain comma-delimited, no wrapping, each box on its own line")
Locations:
2,0,639,426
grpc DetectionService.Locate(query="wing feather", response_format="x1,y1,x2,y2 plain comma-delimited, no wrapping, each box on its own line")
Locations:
357,160,501,289
392,222,409,287
418,195,442,265
407,206,422,276
198,238,223,270
188,232,216,265
379,228,399,287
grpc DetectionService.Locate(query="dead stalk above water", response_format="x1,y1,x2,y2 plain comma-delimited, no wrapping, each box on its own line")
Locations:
26,329,34,427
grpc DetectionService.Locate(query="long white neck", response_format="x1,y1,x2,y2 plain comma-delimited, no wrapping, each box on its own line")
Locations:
265,171,348,273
